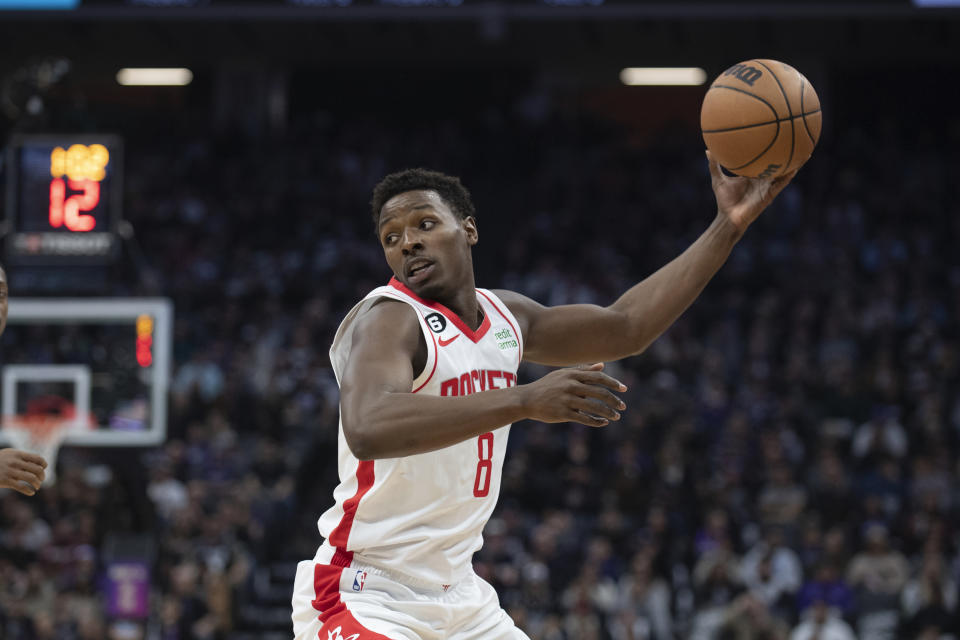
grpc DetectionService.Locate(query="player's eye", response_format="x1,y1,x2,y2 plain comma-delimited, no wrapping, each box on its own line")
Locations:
420,219,435,230
383,234,398,245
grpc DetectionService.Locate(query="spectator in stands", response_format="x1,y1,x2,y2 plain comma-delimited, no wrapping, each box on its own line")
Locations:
847,522,910,639
741,526,803,620
852,405,908,463
807,449,855,530
797,562,854,621
690,546,744,639
720,592,791,640
757,463,808,530
790,600,857,640
899,549,957,638
614,549,673,640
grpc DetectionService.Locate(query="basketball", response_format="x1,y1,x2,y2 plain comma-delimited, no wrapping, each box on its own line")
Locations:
701,59,821,178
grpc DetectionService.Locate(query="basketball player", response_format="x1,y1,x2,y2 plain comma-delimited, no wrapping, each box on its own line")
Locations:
292,153,797,640
0,265,48,496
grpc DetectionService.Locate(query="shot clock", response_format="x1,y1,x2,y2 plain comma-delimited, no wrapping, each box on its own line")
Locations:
5,135,123,264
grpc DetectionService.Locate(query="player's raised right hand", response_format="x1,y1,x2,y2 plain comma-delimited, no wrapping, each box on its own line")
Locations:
519,363,627,427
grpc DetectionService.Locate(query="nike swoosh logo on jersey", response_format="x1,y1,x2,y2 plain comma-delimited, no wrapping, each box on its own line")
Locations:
438,334,460,347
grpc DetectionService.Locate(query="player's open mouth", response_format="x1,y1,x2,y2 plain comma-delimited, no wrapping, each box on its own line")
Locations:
406,260,435,284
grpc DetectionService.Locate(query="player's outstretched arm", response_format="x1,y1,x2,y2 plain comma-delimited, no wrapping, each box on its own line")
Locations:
339,301,626,460
498,151,797,367
0,271,48,495
0,448,47,496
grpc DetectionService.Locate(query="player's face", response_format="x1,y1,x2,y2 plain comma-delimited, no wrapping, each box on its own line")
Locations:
378,190,477,299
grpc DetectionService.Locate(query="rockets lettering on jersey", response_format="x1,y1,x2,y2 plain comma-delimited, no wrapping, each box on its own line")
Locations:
440,369,516,396
318,278,523,586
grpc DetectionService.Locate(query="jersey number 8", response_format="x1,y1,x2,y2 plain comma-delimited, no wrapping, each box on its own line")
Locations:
473,433,494,497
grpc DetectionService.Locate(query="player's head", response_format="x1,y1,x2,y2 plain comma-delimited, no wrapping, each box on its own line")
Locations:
371,169,478,299
370,169,476,229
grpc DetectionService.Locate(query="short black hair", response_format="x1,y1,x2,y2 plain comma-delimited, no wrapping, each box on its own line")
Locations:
370,168,476,229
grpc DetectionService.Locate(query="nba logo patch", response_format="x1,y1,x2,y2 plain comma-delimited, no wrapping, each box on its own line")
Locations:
352,570,367,592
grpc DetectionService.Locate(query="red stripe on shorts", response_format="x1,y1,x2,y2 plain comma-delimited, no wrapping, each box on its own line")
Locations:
328,460,376,555
312,564,394,639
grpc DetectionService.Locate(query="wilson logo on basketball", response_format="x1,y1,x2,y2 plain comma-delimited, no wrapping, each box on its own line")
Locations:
723,63,763,86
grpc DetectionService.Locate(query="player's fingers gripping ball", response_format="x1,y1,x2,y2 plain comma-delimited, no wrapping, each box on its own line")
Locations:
701,59,822,178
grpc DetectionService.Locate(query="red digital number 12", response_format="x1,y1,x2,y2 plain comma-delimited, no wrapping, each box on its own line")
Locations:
49,178,99,232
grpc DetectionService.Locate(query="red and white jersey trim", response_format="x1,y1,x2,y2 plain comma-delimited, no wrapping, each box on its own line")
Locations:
388,277,492,343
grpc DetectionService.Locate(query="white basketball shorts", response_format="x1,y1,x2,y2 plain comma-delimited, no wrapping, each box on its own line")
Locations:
291,544,530,640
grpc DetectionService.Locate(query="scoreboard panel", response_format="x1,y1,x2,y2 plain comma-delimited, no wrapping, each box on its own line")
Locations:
5,134,123,264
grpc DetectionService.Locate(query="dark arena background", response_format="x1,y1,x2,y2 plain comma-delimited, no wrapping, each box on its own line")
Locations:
1,1,959,639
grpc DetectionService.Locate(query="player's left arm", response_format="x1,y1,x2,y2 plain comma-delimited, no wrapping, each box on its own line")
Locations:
0,268,48,496
498,152,797,366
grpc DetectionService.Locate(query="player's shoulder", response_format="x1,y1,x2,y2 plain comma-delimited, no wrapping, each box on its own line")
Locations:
358,295,418,327
352,296,421,350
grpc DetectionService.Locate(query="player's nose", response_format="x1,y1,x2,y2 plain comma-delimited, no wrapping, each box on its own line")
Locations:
400,228,423,254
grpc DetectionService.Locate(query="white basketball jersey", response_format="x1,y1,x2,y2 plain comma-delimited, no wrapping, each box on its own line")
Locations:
317,277,524,586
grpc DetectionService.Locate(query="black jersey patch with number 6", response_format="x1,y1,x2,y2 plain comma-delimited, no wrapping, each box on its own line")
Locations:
425,312,447,333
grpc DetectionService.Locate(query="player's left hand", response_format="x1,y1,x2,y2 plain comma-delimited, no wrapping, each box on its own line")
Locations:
0,448,47,495
707,150,797,233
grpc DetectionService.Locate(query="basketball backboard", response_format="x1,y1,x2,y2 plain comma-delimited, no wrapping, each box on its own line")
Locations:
0,298,172,447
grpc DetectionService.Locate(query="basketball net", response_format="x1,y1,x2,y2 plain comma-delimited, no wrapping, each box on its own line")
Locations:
2,414,77,486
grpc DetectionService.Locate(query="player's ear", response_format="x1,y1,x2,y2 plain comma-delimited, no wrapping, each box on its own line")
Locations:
462,216,478,246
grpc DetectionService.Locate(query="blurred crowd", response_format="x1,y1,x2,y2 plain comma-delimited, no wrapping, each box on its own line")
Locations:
1,81,959,640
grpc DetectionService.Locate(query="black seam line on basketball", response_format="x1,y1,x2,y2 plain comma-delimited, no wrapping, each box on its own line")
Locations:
802,112,817,145
707,84,780,171
755,60,794,171
728,117,781,171
800,77,817,145
709,86,781,170
702,110,821,134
